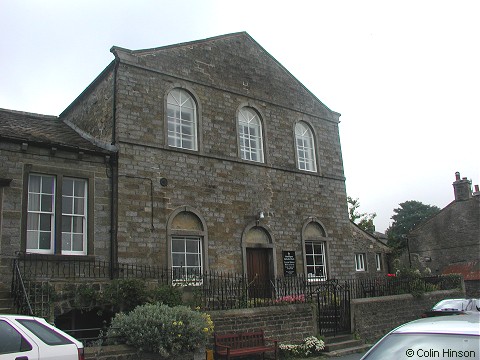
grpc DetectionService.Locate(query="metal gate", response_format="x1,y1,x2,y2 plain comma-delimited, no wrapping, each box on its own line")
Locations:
316,281,351,336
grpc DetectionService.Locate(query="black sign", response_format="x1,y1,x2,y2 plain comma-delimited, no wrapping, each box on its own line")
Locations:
283,251,296,276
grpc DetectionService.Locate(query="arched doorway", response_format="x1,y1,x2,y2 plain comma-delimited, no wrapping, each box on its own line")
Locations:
242,225,276,298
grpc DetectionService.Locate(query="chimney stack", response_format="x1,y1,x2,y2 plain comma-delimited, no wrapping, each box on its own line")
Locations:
452,172,472,201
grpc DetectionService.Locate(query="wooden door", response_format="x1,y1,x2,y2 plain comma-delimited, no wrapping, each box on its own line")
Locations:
246,248,272,298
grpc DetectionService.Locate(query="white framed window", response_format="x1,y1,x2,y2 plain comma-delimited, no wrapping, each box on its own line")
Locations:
355,253,366,271
61,178,87,255
238,107,264,162
375,253,382,271
305,241,327,281
295,122,317,172
27,174,55,254
167,89,197,151
171,236,203,283
26,174,88,255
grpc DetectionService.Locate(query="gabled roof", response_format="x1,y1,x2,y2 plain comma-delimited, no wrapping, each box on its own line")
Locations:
350,221,392,252
0,108,109,154
111,32,340,122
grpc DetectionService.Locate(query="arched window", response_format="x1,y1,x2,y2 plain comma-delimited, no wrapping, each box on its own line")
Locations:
238,107,264,163
295,121,317,172
167,89,198,151
303,221,328,281
167,207,208,283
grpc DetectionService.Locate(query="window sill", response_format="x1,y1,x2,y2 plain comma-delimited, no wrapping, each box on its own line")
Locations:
18,252,96,262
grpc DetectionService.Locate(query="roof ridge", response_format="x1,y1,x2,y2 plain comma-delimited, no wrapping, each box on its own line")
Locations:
0,107,57,120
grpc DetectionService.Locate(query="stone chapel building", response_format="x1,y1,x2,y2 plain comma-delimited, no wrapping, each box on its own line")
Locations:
0,32,383,289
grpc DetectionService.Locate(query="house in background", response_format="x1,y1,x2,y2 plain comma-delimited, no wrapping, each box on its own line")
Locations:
350,222,391,277
408,172,480,297
1,33,391,308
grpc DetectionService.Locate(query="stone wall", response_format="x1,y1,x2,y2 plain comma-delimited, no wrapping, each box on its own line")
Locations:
351,289,465,343
208,303,316,342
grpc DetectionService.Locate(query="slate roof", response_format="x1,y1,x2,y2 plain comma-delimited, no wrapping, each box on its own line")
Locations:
0,108,109,153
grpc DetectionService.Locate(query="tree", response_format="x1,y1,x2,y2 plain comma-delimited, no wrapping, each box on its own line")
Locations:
347,196,377,233
386,200,441,249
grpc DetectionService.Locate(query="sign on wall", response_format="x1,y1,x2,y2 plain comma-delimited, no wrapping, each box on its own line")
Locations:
282,251,296,276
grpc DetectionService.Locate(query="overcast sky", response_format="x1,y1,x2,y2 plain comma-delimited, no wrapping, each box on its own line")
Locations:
1,0,478,232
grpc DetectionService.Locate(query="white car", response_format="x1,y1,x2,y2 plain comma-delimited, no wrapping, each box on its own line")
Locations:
0,314,84,360
360,314,480,360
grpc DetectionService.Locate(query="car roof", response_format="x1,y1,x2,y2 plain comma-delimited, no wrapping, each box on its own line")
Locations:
392,314,480,336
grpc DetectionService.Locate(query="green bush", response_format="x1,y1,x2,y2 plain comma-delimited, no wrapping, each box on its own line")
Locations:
103,279,148,313
149,285,183,307
107,303,214,357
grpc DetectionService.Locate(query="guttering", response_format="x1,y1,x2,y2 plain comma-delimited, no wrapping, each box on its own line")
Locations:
109,55,120,279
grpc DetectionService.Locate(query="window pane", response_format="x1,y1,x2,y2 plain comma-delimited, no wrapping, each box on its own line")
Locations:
62,216,71,232
39,214,51,231
16,319,72,346
74,198,84,215
28,194,40,211
186,240,199,253
27,213,39,230
62,197,73,213
63,178,74,196
41,176,54,194
186,254,199,266
172,240,184,253
73,217,83,233
41,194,53,212
39,232,51,250
172,253,184,267
29,175,41,193
72,234,83,251
62,233,72,252
74,180,85,197
26,231,38,250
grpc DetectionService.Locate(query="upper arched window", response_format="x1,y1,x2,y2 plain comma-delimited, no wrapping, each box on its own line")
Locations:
238,107,264,163
167,89,198,151
295,121,317,172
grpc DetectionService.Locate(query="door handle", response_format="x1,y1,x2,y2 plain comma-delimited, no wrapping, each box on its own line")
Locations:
15,357,29,360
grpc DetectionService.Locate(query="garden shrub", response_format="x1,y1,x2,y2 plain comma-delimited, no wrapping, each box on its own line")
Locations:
107,303,214,357
149,285,183,307
103,279,148,313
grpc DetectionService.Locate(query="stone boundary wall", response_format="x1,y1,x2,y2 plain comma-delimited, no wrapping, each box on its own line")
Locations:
207,303,316,342
351,289,465,343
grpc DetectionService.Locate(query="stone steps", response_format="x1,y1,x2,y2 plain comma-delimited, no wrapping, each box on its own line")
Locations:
323,334,371,357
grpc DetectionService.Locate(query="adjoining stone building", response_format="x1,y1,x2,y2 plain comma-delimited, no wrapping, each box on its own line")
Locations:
0,32,390,292
408,172,480,296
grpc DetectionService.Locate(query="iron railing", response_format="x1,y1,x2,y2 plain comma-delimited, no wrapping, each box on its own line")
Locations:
11,258,33,316
14,254,463,312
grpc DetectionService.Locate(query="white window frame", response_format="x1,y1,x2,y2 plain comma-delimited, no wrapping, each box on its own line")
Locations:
375,253,382,271
167,89,198,151
61,178,88,255
26,173,88,256
27,174,56,254
295,122,317,172
171,236,203,284
238,107,264,163
305,241,327,281
355,253,366,272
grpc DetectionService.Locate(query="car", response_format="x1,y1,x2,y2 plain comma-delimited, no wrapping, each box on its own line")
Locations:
0,314,84,360
422,298,480,317
360,314,480,360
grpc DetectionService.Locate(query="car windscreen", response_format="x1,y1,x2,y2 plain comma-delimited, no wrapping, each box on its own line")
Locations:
433,300,469,311
16,319,73,346
362,333,479,360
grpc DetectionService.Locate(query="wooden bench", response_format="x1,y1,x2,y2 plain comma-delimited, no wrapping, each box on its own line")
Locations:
214,330,278,359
